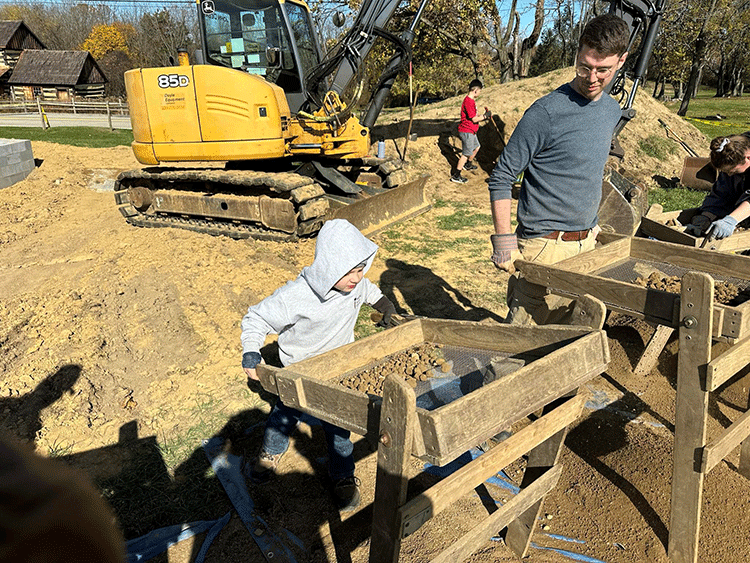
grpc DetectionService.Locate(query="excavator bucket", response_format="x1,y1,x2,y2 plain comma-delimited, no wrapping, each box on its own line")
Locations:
598,166,648,235
325,174,431,236
680,157,716,191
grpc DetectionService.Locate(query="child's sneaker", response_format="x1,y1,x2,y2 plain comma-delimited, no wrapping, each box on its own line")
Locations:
332,476,361,512
450,172,468,184
464,161,478,170
246,449,284,484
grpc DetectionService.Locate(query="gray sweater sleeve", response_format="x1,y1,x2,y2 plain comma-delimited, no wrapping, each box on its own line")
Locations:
240,288,291,356
488,102,550,202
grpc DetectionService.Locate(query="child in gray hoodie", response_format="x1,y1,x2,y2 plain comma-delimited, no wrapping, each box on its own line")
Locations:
240,219,396,511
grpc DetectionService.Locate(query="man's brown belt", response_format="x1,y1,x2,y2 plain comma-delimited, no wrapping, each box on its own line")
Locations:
541,229,591,241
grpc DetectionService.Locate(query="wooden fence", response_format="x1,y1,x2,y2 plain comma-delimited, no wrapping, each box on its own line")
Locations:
0,98,128,115
0,98,129,130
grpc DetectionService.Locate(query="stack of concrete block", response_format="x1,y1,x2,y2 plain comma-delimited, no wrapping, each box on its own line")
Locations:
0,139,34,189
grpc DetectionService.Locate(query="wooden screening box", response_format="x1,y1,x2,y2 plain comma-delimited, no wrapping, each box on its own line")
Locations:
517,236,750,342
257,318,609,466
639,205,750,253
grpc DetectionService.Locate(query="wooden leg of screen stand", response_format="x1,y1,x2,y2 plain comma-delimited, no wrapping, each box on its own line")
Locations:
369,374,416,563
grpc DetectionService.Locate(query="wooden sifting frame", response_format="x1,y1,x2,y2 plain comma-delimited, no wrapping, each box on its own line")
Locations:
517,235,750,342
639,205,750,253
256,318,610,562
516,239,750,563
669,273,750,563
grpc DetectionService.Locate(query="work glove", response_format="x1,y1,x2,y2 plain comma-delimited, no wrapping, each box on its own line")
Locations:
708,216,738,239
372,295,397,327
491,233,519,273
483,108,491,120
684,213,714,236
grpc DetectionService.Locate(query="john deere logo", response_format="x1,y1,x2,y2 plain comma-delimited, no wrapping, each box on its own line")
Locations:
201,0,215,14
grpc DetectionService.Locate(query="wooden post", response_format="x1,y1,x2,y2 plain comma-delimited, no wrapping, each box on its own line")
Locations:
668,272,713,563
106,100,113,131
72,97,76,114
369,374,416,563
740,390,750,479
36,97,47,129
633,324,675,377
505,391,576,558
36,98,47,129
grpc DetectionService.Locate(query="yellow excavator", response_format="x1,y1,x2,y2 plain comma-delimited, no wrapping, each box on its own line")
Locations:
116,0,431,240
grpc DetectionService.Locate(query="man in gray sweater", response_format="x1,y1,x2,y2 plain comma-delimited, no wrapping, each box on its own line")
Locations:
488,14,630,325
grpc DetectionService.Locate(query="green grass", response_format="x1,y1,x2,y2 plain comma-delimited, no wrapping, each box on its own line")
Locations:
97,428,232,539
379,201,494,259
47,439,75,457
638,134,678,160
372,204,506,326
354,304,384,339
454,237,487,258
86,388,273,539
0,126,133,148
663,87,750,139
379,232,460,255
648,185,706,212
431,200,493,229
435,207,493,230
156,393,235,470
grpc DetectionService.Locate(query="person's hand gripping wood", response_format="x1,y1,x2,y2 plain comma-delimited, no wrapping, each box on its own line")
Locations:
491,234,522,274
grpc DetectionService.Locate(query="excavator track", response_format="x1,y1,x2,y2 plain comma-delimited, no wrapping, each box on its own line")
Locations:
113,159,430,241
114,167,332,241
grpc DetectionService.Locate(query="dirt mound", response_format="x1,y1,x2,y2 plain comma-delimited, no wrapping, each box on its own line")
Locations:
373,67,708,191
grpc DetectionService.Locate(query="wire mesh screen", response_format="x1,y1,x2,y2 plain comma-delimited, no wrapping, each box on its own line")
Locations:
338,344,523,412
414,345,516,411
595,258,750,292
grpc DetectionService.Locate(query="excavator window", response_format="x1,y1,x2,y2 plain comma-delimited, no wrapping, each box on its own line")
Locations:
203,0,310,92
283,2,319,79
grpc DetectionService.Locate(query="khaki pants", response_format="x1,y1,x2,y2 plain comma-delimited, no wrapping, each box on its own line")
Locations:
505,230,597,325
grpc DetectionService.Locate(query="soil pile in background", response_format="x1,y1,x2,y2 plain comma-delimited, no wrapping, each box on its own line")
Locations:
373,67,708,191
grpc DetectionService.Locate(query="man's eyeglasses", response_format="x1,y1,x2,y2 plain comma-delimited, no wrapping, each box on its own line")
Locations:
575,64,615,80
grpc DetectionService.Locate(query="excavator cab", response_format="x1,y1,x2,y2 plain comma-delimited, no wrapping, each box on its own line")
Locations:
199,0,322,112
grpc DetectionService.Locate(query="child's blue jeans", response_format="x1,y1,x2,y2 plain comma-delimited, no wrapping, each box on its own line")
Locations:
262,400,355,480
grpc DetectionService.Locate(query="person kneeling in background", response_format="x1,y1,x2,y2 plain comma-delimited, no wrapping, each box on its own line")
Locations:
686,132,750,240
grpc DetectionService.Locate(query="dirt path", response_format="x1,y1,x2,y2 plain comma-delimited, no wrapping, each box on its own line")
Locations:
1,77,748,563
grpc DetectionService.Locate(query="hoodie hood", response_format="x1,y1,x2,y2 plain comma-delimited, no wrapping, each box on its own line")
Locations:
301,219,378,298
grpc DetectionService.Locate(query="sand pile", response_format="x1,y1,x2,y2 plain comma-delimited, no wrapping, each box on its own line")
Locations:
374,67,708,191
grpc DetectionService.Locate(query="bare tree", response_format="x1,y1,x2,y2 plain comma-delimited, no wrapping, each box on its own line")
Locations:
128,6,198,68
0,1,114,50
677,0,719,116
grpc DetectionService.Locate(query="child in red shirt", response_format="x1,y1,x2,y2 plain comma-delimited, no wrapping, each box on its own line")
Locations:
453,79,490,183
